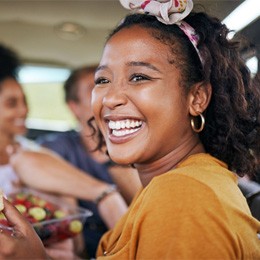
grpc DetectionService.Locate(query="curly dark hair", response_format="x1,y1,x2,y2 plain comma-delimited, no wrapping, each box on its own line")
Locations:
89,12,260,177
0,43,21,85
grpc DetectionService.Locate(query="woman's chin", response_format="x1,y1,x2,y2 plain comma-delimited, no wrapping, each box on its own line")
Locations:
15,127,27,136
109,154,134,166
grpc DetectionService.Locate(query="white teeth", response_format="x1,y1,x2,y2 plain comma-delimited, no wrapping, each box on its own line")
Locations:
112,128,139,137
130,121,136,128
108,119,142,137
108,120,142,130
115,121,121,130
109,121,115,129
125,120,130,128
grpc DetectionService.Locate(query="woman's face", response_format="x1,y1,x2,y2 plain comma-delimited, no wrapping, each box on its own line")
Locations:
0,77,28,137
92,26,194,165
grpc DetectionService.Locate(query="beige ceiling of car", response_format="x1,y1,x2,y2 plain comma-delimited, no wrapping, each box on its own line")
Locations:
0,0,243,68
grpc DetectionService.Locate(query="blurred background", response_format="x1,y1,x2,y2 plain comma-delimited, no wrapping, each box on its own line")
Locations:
0,0,259,137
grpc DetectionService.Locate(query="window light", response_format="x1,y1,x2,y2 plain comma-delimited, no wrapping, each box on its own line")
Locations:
222,0,260,34
19,65,70,84
246,56,258,76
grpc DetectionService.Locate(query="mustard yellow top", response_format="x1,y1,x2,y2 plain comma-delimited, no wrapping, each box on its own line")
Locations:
97,153,260,259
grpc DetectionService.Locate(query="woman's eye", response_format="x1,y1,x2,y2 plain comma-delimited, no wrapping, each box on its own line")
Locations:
6,99,17,108
95,77,109,85
130,74,150,82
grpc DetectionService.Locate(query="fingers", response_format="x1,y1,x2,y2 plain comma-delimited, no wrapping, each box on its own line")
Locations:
0,199,48,259
0,224,47,259
0,232,19,258
2,198,31,233
0,219,23,258
0,225,14,237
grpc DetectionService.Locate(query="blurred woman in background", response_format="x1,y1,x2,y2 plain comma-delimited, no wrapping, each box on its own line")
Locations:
0,43,86,259
0,43,41,195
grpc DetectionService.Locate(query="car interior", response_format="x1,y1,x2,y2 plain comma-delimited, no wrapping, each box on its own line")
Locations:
0,0,259,139
0,0,260,247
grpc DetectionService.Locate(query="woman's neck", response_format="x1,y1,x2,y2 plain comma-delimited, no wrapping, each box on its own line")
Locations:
135,135,205,187
0,133,15,165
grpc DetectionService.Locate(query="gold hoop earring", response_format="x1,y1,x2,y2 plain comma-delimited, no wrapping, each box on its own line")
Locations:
191,113,205,133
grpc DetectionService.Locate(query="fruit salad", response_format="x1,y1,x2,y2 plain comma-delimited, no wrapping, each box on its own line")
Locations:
0,189,92,245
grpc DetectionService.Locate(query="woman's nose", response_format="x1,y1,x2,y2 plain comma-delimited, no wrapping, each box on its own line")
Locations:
18,103,28,117
102,85,128,110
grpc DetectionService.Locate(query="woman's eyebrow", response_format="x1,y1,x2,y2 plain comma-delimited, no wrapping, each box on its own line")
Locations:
95,62,162,73
95,65,107,73
127,61,162,73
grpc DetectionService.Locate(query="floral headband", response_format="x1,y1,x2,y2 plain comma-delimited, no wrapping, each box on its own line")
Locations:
119,0,203,64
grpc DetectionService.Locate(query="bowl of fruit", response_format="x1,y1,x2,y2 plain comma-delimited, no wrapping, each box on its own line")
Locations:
0,188,92,245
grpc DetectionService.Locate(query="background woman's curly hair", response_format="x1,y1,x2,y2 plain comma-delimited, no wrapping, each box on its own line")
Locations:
0,43,21,84
89,12,260,177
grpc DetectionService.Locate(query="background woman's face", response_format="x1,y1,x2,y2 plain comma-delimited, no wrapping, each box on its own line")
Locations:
0,78,28,137
92,26,194,165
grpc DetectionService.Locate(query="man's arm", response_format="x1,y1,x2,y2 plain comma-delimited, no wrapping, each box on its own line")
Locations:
10,150,128,229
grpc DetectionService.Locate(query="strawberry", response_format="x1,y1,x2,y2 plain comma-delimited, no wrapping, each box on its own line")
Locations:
0,218,9,227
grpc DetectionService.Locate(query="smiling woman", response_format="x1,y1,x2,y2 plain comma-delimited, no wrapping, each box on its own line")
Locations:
0,0,259,259
89,0,260,258
0,44,30,194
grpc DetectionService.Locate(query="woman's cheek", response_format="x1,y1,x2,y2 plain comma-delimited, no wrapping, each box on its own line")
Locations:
91,90,103,124
91,89,100,114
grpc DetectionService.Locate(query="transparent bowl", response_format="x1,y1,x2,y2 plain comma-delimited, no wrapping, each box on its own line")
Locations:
0,188,92,245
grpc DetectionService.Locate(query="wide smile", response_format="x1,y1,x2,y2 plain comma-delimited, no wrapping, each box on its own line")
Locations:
108,119,143,138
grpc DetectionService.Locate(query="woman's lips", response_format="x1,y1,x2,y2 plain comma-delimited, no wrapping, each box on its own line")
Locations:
13,118,26,127
107,119,143,143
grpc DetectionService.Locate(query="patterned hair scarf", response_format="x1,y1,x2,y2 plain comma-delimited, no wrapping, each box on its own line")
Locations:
119,0,203,64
